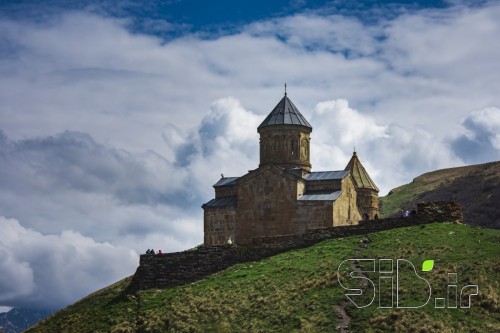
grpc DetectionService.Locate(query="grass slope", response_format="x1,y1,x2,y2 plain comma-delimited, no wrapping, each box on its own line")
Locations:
379,161,500,229
28,223,499,333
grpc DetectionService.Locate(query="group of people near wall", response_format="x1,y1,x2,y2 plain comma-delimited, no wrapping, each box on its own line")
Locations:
145,249,162,255
400,208,417,218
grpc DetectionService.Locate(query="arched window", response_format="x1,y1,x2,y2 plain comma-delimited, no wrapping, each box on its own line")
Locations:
300,139,308,160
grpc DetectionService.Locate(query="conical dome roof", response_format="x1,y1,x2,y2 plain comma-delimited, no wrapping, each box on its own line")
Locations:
258,93,312,130
345,151,379,192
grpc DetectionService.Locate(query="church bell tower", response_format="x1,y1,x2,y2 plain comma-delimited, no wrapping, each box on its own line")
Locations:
257,91,312,172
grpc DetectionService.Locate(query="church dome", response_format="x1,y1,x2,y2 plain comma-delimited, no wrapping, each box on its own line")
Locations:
257,93,312,130
345,151,379,192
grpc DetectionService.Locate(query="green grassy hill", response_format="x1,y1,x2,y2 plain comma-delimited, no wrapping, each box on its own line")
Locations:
27,223,499,333
380,161,500,229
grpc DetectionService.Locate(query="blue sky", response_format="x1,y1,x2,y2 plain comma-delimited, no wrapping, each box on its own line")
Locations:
0,1,451,28
0,0,499,311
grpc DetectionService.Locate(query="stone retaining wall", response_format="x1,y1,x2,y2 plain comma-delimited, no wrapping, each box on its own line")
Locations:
125,201,463,293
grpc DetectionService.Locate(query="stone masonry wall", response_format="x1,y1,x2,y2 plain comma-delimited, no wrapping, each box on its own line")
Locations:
126,201,463,293
331,177,361,225
204,207,236,246
236,166,302,244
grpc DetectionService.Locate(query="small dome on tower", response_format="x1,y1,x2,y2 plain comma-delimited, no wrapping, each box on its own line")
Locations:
257,91,312,172
258,93,312,130
345,151,379,192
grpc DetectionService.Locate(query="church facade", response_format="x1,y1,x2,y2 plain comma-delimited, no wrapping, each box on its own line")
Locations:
202,93,379,246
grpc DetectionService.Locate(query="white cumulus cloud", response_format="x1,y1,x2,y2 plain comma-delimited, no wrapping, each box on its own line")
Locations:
0,216,138,309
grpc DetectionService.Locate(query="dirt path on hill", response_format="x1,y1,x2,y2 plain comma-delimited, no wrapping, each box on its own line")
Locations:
334,236,370,333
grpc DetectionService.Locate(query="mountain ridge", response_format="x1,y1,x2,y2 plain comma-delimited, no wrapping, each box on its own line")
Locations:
0,309,54,333
380,160,500,229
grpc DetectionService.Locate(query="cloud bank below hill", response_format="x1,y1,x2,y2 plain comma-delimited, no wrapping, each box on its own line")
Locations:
0,217,138,310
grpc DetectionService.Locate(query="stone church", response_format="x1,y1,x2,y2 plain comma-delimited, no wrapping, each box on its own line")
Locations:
203,93,379,246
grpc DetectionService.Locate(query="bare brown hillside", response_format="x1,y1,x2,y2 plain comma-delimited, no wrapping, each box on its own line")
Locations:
380,161,500,229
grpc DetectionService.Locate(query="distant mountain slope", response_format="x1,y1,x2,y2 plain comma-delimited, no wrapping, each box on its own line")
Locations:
0,309,53,333
27,223,500,333
380,161,500,229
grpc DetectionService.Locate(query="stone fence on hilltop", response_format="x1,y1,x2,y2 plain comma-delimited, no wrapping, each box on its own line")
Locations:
125,201,463,293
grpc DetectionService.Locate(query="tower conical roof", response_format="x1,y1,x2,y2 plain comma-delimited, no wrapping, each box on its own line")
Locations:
345,151,379,192
258,94,312,130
